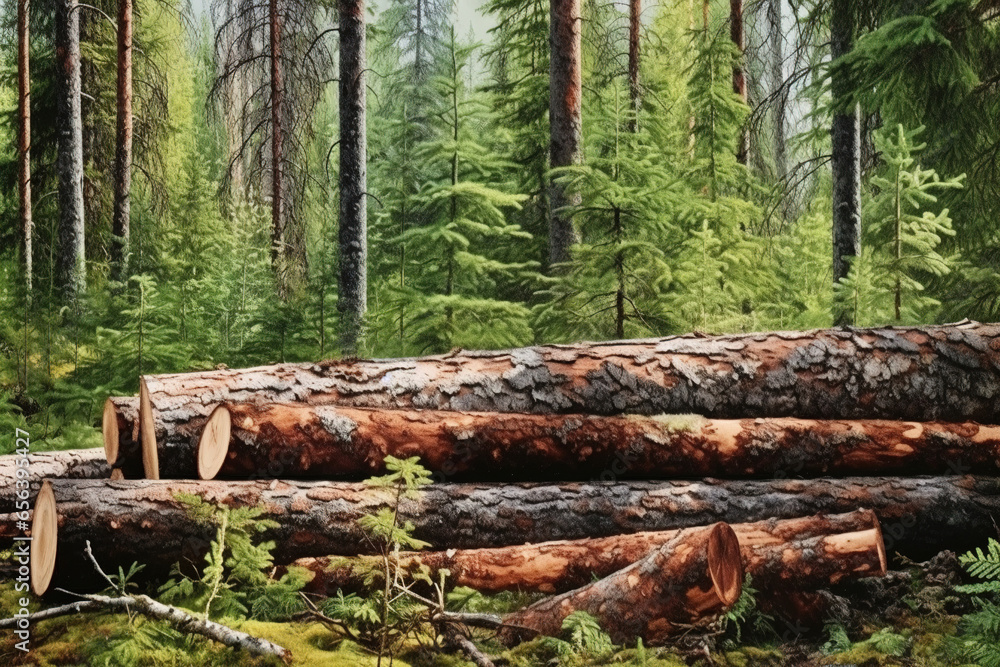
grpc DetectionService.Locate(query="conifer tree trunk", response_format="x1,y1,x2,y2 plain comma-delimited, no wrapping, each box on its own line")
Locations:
18,0,32,295
56,0,86,300
730,0,749,164
270,0,287,299
627,0,640,132
831,0,861,325
548,0,583,266
338,0,368,354
111,0,133,282
769,0,786,182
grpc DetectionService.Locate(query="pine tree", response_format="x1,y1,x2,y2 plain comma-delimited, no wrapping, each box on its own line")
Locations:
862,124,964,322
533,84,677,341
393,32,537,353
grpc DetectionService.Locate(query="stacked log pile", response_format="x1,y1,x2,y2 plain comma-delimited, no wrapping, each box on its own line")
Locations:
17,320,1000,647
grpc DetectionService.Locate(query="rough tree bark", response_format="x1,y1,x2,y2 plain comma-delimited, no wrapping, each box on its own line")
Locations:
110,0,133,282
28,475,1000,594
730,0,749,164
499,523,743,645
56,0,86,300
831,0,861,325
139,322,1000,452
548,0,583,266
295,510,880,595
0,448,109,515
200,402,1000,481
338,0,368,353
18,0,32,294
102,396,140,476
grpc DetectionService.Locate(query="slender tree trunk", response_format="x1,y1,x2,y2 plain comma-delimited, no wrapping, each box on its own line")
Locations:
548,0,582,266
831,0,861,325
111,0,133,283
338,0,368,354
769,0,786,182
56,0,86,301
18,0,32,295
269,0,287,299
730,0,749,164
627,0,640,132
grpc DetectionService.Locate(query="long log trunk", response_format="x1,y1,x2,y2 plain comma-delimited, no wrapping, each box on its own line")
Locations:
28,475,1000,594
102,396,140,475
200,402,1000,481
0,448,109,536
140,322,1000,458
269,0,287,299
18,0,32,294
110,0,133,281
296,510,881,595
55,0,86,300
499,523,743,645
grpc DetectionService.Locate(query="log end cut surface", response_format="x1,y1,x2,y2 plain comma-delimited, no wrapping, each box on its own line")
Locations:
31,481,57,596
198,405,231,480
140,378,159,479
709,522,743,607
102,398,120,464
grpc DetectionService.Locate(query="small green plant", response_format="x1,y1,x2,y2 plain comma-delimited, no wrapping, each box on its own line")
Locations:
320,455,434,665
158,493,304,621
941,538,1000,666
539,610,617,663
720,574,773,644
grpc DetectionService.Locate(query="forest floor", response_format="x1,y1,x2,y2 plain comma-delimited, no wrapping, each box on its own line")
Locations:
0,547,983,667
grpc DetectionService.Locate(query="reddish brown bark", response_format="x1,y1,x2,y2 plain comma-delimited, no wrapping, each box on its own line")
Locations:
499,523,743,645
28,475,1000,595
141,322,1000,459
548,0,583,265
202,402,1000,481
296,510,880,596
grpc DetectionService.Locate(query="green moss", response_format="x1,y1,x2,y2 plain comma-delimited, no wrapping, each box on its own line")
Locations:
716,646,784,667
640,414,708,432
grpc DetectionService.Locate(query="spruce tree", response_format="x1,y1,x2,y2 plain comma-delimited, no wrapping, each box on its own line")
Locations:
860,124,964,323
533,84,677,341
393,31,537,353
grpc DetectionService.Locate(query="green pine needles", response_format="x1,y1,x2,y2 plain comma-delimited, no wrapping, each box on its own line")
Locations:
838,124,964,325
158,493,305,622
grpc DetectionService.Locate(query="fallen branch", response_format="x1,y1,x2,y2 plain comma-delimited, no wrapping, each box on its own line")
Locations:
0,539,292,664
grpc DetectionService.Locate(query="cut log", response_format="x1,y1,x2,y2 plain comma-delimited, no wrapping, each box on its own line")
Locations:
140,322,1000,460
499,523,743,645
203,402,1000,480
102,396,140,476
295,510,881,595
0,448,109,514
28,476,999,594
